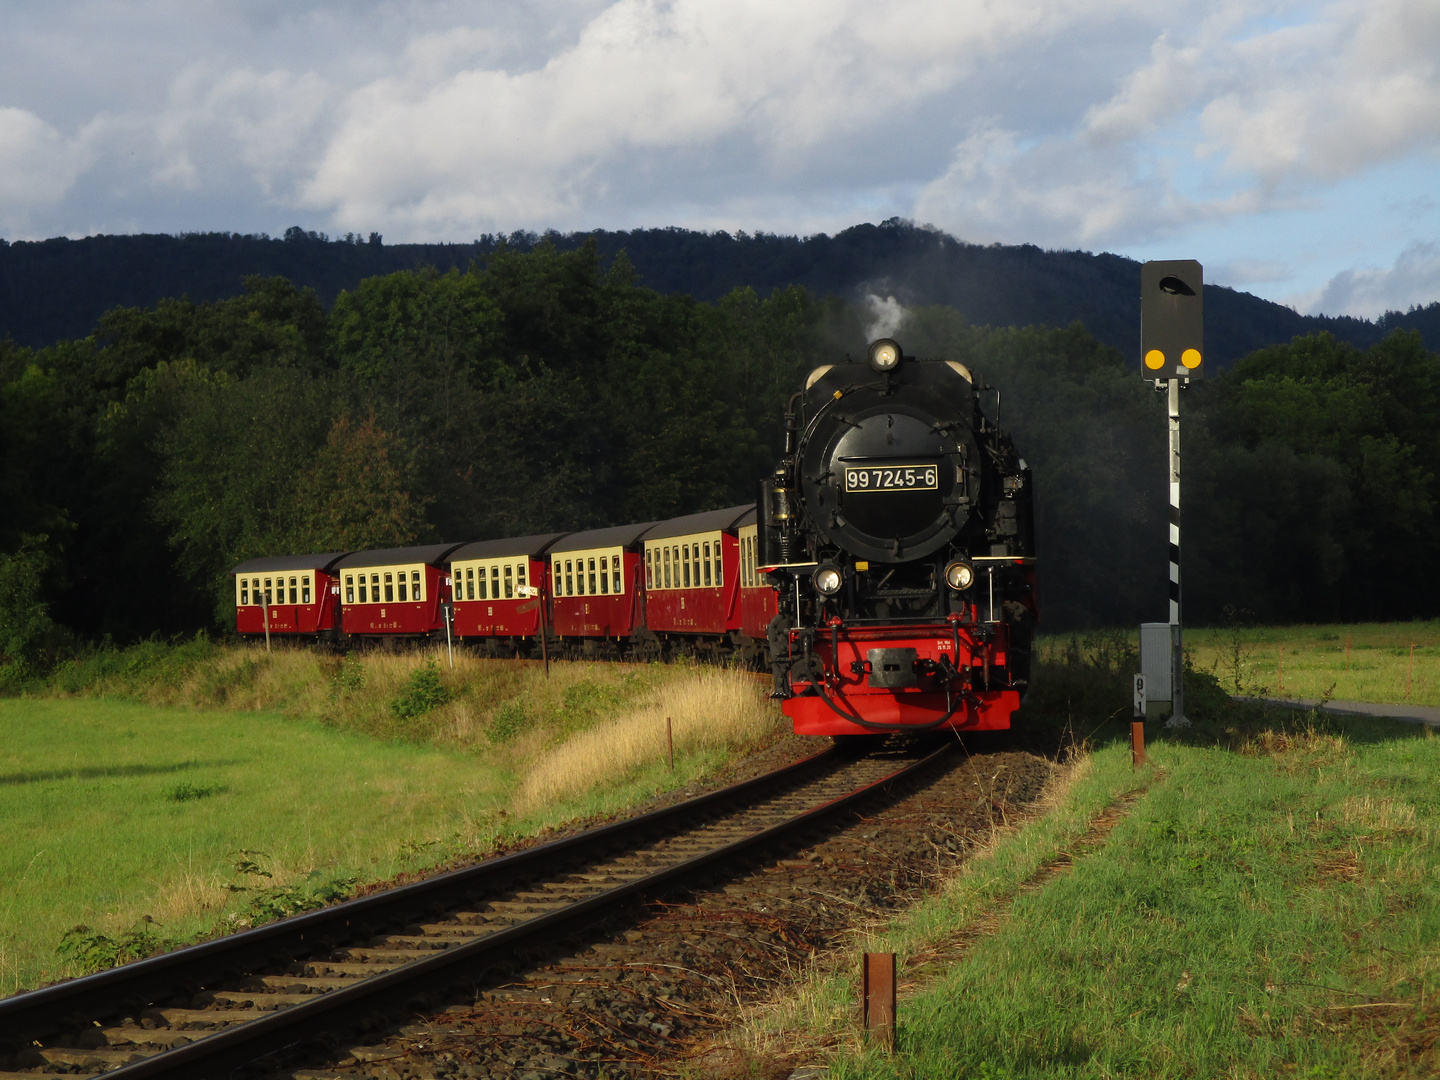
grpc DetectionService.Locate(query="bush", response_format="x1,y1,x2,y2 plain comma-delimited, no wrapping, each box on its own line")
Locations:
390,660,450,720
488,698,530,743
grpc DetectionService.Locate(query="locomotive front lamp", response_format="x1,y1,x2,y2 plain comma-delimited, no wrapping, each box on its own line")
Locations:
867,338,902,373
814,563,844,596
944,559,975,591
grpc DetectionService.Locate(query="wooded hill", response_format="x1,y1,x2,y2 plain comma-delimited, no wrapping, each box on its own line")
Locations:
3,221,1437,364
3,237,1440,682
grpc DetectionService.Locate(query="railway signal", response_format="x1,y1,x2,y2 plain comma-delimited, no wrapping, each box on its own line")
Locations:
1141,260,1203,381
1140,259,1202,728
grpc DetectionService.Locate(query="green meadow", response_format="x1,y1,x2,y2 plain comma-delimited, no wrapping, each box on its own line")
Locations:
0,647,782,996
737,645,1440,1078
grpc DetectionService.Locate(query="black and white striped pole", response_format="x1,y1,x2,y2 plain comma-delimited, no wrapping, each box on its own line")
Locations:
1142,260,1203,728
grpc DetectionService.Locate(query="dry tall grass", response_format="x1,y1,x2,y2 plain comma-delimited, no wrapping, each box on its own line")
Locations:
517,668,783,809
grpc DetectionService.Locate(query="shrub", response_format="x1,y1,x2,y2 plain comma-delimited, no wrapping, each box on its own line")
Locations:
390,660,450,720
488,698,530,743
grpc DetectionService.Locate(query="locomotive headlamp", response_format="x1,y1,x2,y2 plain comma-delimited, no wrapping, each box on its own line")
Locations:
944,559,975,591
813,562,844,596
867,338,902,372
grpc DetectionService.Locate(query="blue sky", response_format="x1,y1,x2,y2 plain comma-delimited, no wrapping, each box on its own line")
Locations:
1,0,1436,317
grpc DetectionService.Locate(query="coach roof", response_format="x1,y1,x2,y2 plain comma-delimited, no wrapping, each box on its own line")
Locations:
643,505,753,541
231,552,348,575
548,521,659,553
334,543,466,570
448,533,571,562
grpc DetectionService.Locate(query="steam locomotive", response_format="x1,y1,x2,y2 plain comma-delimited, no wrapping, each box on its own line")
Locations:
757,338,1036,736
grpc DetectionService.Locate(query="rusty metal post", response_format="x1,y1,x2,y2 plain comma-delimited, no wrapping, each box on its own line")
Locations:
862,952,896,1051
1131,721,1145,769
666,716,674,771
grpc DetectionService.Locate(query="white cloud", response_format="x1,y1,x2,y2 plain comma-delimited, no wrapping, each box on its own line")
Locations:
915,0,1440,249
1309,240,1440,317
0,107,91,230
300,0,1148,234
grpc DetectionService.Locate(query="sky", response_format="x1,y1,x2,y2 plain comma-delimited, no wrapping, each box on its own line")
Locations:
1,0,1437,318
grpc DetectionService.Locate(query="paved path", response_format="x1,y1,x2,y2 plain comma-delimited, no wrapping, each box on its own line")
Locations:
1243,696,1440,728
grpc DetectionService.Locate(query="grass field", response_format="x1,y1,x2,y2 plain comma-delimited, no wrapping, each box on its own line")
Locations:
736,699,1440,1077
0,649,783,996
1039,621,1440,709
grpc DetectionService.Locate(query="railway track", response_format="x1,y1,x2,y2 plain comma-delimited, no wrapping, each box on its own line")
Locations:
0,739,955,1080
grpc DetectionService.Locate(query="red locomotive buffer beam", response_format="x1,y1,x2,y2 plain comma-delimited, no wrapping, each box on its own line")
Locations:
781,619,1020,735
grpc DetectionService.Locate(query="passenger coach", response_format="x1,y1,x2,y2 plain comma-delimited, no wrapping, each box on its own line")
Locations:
548,522,657,653
642,505,751,658
449,533,568,654
232,553,348,641
335,544,464,641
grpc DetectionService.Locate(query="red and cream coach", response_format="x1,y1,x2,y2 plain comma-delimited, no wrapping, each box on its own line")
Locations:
231,552,347,642
334,543,465,641
547,522,656,654
641,505,751,659
448,533,568,654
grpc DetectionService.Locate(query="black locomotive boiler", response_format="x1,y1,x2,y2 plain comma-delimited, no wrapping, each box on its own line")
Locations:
759,338,1037,734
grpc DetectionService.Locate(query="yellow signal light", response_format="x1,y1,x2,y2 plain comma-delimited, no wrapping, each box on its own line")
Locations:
1144,349,1166,370
1181,348,1202,369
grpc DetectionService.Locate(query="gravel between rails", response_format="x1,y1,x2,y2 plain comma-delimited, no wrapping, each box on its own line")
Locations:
284,744,1053,1080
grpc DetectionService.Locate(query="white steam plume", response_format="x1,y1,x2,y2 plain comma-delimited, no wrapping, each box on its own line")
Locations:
864,293,907,341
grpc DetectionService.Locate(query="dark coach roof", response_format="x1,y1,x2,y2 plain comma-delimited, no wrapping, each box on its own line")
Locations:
231,552,348,575
334,543,467,570
448,533,571,562
548,521,660,553
643,504,754,541
737,505,757,527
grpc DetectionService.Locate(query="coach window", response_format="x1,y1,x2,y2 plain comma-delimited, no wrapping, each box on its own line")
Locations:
370,573,379,601
398,574,408,602
714,545,723,588
612,557,621,594
302,575,312,604
517,563,527,590
381,573,391,603
662,547,671,589
582,558,591,594
344,576,354,603
413,570,422,600
645,549,654,587
566,559,574,596
504,564,513,599
597,556,608,594
679,545,688,588
240,580,249,605
463,568,473,600
699,543,709,586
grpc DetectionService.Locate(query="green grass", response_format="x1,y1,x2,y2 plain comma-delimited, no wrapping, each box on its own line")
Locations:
767,708,1440,1078
1040,622,1440,709
0,655,783,996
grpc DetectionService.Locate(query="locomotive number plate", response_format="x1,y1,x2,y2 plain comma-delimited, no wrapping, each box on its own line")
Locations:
845,465,938,492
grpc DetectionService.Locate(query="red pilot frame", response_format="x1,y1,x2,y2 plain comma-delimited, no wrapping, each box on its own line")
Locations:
641,505,751,653
780,558,1036,737
548,522,658,648
448,532,569,653
231,552,348,641
335,543,465,640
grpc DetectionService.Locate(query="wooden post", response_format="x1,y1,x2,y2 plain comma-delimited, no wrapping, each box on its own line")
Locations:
862,952,896,1051
666,716,674,771
1131,721,1146,769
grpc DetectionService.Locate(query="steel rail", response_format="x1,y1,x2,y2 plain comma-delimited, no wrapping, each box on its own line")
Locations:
0,746,837,1047
97,740,951,1080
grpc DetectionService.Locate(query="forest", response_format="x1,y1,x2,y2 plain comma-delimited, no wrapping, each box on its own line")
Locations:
3,237,1439,680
